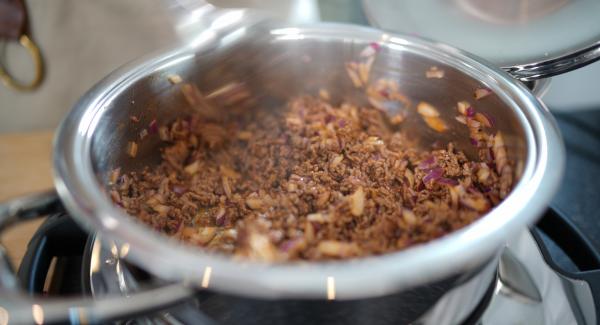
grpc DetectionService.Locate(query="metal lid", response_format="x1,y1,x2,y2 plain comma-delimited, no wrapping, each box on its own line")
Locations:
362,0,600,80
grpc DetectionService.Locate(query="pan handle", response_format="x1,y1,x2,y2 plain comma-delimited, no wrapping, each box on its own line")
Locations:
504,41,600,82
531,208,600,325
0,190,196,324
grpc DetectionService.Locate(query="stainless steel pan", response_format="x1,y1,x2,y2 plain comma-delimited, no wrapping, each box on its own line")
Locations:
3,1,597,323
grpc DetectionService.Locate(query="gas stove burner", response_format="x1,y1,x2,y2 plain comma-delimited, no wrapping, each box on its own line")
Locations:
17,209,600,324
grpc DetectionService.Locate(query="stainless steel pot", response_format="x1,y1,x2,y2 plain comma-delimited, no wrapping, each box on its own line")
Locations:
3,2,597,323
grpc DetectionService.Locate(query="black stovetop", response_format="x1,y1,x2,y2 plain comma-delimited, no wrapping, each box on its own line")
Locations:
551,109,600,248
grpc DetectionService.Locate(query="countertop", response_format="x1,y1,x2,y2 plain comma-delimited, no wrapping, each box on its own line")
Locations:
0,131,54,268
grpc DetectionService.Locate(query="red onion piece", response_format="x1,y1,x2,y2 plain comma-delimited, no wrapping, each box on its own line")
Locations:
437,178,458,186
280,238,302,252
466,107,476,117
470,138,478,146
370,42,381,51
215,215,227,227
423,167,444,183
474,87,492,100
172,185,187,195
480,111,496,128
418,156,436,169
325,114,336,124
148,119,158,134
311,221,322,231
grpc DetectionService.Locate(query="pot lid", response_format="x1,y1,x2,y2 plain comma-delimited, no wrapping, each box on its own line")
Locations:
362,0,600,71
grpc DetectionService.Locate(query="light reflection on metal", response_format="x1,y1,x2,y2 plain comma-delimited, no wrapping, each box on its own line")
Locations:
201,266,212,288
90,237,102,273
0,306,9,325
389,37,410,46
32,304,44,324
189,30,217,49
276,34,305,41
119,243,130,258
327,276,335,300
101,215,119,230
220,27,247,47
210,10,244,31
110,243,118,257
270,27,301,35
76,307,89,325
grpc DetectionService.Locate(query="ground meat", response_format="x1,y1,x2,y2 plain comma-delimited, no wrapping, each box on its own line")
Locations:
111,95,511,262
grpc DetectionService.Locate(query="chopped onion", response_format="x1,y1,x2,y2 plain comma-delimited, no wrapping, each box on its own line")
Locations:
215,208,227,226
475,111,495,128
437,177,459,186
493,132,508,174
457,101,471,115
348,187,365,216
158,126,170,141
280,238,305,252
455,115,467,124
184,161,200,174
474,87,492,100
418,156,436,169
245,197,264,210
345,62,363,88
172,185,187,195
167,74,183,85
389,114,404,125
460,196,490,212
358,55,375,84
423,116,448,132
129,115,140,123
307,212,329,223
127,141,138,158
139,128,148,140
402,209,417,225
360,42,381,57
317,240,360,257
109,168,121,185
148,119,158,134
237,131,252,140
423,167,444,183
417,101,440,117
319,88,330,101
466,106,476,117
425,66,445,79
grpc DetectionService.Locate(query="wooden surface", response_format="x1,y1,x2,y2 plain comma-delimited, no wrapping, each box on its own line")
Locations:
0,130,54,268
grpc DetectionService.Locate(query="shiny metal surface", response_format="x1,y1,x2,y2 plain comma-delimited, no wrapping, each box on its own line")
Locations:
481,231,596,325
53,15,565,302
88,233,498,325
497,249,542,303
505,41,600,81
362,0,600,74
86,226,598,324
0,191,195,324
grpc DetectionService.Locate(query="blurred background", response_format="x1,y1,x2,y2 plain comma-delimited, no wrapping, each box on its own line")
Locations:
1,0,600,133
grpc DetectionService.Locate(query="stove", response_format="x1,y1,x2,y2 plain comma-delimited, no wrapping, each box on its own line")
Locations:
15,110,600,324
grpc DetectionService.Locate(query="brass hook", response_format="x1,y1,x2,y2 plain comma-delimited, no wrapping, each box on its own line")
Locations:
0,34,44,92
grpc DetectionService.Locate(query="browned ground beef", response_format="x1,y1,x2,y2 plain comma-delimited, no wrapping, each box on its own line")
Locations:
111,94,511,262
